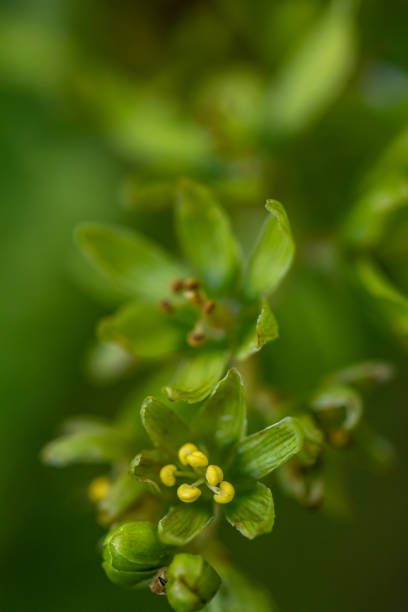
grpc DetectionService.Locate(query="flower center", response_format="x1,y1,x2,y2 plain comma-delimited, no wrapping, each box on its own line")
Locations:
159,442,235,504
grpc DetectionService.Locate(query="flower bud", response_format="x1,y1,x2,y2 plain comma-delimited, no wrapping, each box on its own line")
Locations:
166,554,221,612
102,521,171,587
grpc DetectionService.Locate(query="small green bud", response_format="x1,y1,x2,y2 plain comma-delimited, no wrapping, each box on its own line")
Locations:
102,521,171,587
166,554,221,612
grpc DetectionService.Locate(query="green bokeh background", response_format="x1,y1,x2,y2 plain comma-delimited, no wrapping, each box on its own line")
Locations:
0,1,407,610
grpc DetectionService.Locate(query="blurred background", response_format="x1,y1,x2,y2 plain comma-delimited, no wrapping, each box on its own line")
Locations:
1,0,407,610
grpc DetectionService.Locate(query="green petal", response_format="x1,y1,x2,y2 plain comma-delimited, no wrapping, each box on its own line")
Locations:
76,222,186,301
356,257,408,337
129,449,166,492
230,416,304,480
98,301,186,359
245,200,295,299
176,179,241,292
265,0,356,136
311,385,363,431
193,368,246,455
225,482,275,539
158,503,214,546
98,470,146,525
141,396,190,455
164,350,229,404
41,428,136,466
236,300,279,360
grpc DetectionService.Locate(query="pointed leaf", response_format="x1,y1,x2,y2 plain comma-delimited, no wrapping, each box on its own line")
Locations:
98,301,186,359
245,200,295,299
41,428,136,466
236,300,279,360
230,417,304,480
226,482,275,539
311,385,363,431
194,368,246,454
164,350,229,404
265,0,356,136
76,222,186,301
176,179,241,291
141,396,190,455
158,503,214,546
98,470,146,525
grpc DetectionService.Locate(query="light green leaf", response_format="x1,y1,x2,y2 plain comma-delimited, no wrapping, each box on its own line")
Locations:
164,350,229,404
226,482,275,539
41,428,136,466
76,222,186,301
245,200,295,299
141,397,190,455
175,179,241,292
265,0,356,136
311,385,363,430
236,300,279,360
356,257,408,336
194,368,246,454
230,417,304,480
98,470,146,525
98,301,186,359
158,504,214,546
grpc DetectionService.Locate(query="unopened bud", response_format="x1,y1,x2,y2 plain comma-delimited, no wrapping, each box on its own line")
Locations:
159,300,174,314
187,331,206,347
184,278,201,290
102,521,171,587
170,278,184,293
166,554,221,612
203,300,216,315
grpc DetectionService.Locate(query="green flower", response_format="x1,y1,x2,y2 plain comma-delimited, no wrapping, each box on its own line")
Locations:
76,179,294,403
130,368,304,544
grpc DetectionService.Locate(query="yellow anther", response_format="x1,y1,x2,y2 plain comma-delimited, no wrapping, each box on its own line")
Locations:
177,483,202,503
178,443,198,466
206,465,224,487
88,476,110,502
160,464,177,487
213,481,235,504
186,450,209,468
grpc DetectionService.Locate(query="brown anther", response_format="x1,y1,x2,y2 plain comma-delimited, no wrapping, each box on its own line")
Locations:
150,568,168,596
185,290,203,305
170,278,184,293
184,278,201,290
328,429,351,448
203,300,216,315
159,299,174,314
187,331,206,347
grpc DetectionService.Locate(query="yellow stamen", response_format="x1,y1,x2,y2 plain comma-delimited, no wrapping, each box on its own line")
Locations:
186,450,209,468
178,443,198,466
88,476,110,502
213,481,235,504
206,465,223,487
177,483,202,503
160,464,177,487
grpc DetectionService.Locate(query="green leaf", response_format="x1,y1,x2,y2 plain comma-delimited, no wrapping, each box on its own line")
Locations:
226,482,275,539
98,470,146,525
41,428,136,466
98,301,186,359
236,300,279,360
265,0,356,136
175,179,241,292
164,350,229,404
230,416,304,480
158,503,214,546
327,361,394,387
194,368,246,454
141,396,190,455
76,222,186,301
311,385,362,431
356,257,408,337
245,200,295,299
